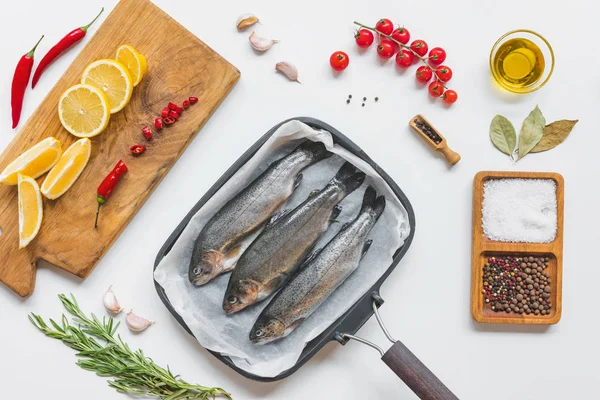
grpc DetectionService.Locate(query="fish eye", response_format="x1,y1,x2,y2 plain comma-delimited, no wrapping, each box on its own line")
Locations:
228,296,238,304
193,267,202,275
255,329,264,337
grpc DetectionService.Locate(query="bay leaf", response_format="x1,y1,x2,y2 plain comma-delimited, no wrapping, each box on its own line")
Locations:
517,105,545,160
531,119,578,153
489,115,517,156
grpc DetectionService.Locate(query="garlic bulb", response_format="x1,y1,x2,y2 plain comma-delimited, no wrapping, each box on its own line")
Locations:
237,13,259,30
275,62,300,83
103,286,123,313
126,310,154,332
249,32,278,52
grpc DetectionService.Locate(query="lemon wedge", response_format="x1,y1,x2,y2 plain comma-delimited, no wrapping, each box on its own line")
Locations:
116,45,147,87
18,174,43,248
41,138,92,200
0,137,62,186
59,84,110,138
81,59,133,113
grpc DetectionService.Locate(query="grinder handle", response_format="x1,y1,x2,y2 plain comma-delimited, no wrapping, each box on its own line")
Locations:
381,340,459,400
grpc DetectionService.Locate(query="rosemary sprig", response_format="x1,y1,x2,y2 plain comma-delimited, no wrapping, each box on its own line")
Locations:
29,294,231,400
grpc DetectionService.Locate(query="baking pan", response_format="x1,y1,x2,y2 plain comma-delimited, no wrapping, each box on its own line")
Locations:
154,117,458,399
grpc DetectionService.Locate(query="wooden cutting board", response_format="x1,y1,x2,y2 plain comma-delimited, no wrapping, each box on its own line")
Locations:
0,0,240,297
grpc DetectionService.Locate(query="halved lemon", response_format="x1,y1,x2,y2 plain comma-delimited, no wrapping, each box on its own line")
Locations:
59,84,110,138
18,174,43,248
41,138,92,200
81,59,133,113
0,137,62,186
116,45,147,87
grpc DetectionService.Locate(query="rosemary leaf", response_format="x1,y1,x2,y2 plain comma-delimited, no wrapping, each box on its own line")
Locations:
30,294,231,400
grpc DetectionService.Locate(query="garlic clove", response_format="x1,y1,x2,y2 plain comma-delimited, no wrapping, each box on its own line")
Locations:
126,310,154,332
275,62,301,83
103,285,123,314
249,31,278,52
237,13,259,30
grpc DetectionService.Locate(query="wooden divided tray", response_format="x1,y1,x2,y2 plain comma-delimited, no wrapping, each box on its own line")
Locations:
471,171,564,324
0,0,239,297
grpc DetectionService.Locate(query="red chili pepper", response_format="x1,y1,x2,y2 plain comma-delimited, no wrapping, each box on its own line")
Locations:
169,110,179,120
154,117,163,130
32,8,104,89
11,35,44,129
168,102,178,111
95,160,128,228
142,126,152,140
130,144,146,156
174,105,184,114
161,107,170,118
189,96,198,104
183,100,190,109
163,117,176,125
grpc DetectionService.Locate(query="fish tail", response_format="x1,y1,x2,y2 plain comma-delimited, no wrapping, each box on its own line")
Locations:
333,162,366,194
361,185,386,220
295,140,332,162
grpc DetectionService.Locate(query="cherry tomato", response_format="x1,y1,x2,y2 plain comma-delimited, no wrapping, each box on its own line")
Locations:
330,51,350,71
391,27,410,45
395,50,414,68
428,81,445,97
428,47,446,66
354,29,374,48
377,40,396,59
410,40,428,57
375,19,394,36
436,65,453,82
416,66,433,83
443,90,458,104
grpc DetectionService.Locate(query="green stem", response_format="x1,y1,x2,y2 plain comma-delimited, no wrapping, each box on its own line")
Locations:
353,21,449,88
81,8,104,32
26,35,44,58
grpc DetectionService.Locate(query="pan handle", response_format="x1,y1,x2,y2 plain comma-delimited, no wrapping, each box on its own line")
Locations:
381,340,458,400
338,297,459,400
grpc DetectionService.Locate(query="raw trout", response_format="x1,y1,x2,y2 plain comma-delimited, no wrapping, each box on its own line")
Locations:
188,141,331,286
223,162,366,314
250,185,385,344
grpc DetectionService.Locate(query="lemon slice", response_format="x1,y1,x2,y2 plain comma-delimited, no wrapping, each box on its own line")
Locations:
0,137,62,186
59,84,110,138
41,138,92,200
81,59,133,113
18,174,43,248
116,45,147,87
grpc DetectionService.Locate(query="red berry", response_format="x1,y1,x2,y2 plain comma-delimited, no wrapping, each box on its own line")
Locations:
189,96,198,104
410,40,428,57
154,117,163,130
436,65,453,82
375,18,394,36
161,108,170,118
354,29,374,48
183,100,190,109
395,50,414,68
377,40,396,59
330,51,350,71
428,47,446,66
415,66,433,83
391,27,410,44
443,90,458,104
428,81,445,97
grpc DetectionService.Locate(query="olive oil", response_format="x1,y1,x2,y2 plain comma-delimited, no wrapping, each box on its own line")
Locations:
493,38,545,92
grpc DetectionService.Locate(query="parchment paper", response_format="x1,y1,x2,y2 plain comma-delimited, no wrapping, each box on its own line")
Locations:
154,120,411,377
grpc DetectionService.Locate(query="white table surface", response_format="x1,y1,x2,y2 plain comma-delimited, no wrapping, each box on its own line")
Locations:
0,0,596,399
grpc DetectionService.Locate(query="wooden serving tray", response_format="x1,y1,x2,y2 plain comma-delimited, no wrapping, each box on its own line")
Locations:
0,0,239,297
470,171,564,324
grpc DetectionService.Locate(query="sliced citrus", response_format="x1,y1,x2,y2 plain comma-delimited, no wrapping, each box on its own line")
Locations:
116,45,147,87
81,59,133,113
18,174,43,248
0,137,62,186
41,138,92,200
59,84,110,138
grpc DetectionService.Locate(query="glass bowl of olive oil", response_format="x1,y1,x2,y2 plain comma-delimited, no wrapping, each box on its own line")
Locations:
490,30,554,94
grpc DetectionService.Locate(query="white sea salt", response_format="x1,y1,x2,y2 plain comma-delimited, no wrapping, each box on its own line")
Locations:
482,178,557,243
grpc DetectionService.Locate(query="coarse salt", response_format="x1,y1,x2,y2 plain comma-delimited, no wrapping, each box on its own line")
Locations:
482,178,557,243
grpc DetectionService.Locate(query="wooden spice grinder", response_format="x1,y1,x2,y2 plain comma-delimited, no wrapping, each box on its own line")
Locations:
409,114,461,166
